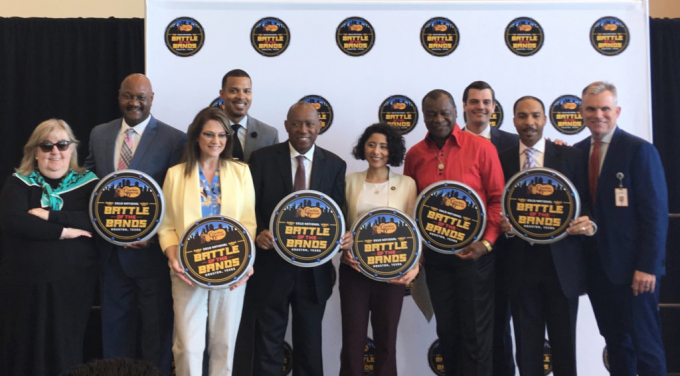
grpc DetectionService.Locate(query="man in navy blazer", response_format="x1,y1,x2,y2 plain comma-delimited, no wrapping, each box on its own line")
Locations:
499,96,595,376
574,81,668,376
245,102,352,376
83,74,186,376
461,80,519,376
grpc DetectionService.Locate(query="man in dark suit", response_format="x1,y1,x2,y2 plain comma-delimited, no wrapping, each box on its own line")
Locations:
499,96,595,376
574,81,668,376
83,73,186,376
462,80,519,376
219,69,278,162
245,102,352,376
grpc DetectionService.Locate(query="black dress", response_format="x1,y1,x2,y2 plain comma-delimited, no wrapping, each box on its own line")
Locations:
0,174,99,376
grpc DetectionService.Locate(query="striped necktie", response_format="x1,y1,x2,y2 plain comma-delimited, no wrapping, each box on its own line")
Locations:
118,128,135,170
522,148,535,170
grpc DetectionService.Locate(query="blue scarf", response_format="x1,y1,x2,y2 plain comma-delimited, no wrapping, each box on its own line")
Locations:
14,169,98,211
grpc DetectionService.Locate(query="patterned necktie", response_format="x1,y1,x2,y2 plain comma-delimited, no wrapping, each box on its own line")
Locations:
232,124,244,161
589,141,603,203
118,128,135,170
522,148,535,170
294,155,306,191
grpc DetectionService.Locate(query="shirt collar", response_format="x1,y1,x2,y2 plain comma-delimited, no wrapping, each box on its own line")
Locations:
425,124,462,149
464,124,491,139
592,126,616,145
228,115,249,129
519,137,546,155
288,142,315,162
121,115,151,136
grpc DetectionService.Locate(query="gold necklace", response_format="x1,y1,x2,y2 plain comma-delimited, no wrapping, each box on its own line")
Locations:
429,144,451,171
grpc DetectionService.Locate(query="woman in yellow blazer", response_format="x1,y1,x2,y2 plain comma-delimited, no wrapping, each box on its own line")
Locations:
340,123,419,376
158,107,256,376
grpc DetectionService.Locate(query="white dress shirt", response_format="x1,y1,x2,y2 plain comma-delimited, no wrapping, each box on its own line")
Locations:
289,142,315,190
228,115,248,151
114,116,150,170
519,137,546,169
589,126,616,177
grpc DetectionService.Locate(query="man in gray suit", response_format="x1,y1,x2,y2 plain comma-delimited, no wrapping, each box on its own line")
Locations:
219,69,279,162
83,73,186,376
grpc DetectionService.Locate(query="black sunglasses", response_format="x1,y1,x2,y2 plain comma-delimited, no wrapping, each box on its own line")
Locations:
37,140,73,153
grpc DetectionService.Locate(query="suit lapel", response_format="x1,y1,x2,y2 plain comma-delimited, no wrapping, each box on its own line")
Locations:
104,119,123,173
598,127,623,185
244,117,258,161
129,116,157,169
277,143,294,193
543,141,557,169
310,146,325,191
184,165,202,226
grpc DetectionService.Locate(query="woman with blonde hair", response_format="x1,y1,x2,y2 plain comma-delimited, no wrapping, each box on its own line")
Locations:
0,119,99,376
158,107,256,375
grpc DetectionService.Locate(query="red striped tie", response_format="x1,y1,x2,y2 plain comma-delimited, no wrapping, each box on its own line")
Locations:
118,128,134,170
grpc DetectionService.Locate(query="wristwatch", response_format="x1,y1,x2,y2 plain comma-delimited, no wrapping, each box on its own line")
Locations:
480,239,493,253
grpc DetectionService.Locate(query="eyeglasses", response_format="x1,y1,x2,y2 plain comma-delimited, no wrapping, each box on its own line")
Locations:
37,140,73,153
201,132,229,140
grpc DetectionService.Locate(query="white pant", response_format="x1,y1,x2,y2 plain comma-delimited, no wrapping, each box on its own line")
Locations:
170,272,245,376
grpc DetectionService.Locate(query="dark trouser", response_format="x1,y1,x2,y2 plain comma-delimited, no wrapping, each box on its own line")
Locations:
587,251,666,376
493,248,516,376
252,268,326,376
425,252,495,376
511,245,578,376
101,250,174,376
0,266,97,376
338,263,406,376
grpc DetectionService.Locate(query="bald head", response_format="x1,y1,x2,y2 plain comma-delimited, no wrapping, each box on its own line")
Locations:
118,74,154,127
286,102,318,121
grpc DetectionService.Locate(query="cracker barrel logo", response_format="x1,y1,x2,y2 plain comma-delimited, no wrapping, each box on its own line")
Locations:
414,181,486,254
502,168,580,244
505,17,544,56
351,208,421,281
164,17,205,57
590,16,629,56
428,339,445,375
550,95,584,135
544,339,553,375
464,100,504,129
336,17,375,56
251,17,291,57
300,95,334,135
178,216,254,289
420,17,460,57
90,170,164,245
379,95,419,135
270,191,344,267
283,341,293,375
210,97,224,108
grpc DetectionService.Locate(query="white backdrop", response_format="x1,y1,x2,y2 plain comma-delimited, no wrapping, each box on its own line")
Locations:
146,0,651,374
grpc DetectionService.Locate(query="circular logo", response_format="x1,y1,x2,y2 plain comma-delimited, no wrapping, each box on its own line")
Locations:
428,339,445,375
300,95,334,135
363,338,376,375
178,216,255,290
270,190,345,267
164,17,205,57
336,17,375,56
550,95,584,135
463,100,504,129
350,208,421,281
378,95,419,135
420,17,460,56
414,181,487,254
251,17,291,57
210,97,224,108
544,340,553,375
505,17,544,56
590,16,629,56
602,346,610,371
89,170,165,245
502,167,580,244
283,341,293,375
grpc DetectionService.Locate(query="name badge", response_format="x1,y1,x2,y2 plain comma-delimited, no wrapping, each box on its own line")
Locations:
615,188,628,207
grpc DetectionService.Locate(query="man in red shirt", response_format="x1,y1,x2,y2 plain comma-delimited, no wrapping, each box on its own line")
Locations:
404,89,504,376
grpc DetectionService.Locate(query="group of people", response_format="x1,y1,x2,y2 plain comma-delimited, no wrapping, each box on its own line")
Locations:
0,70,668,376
